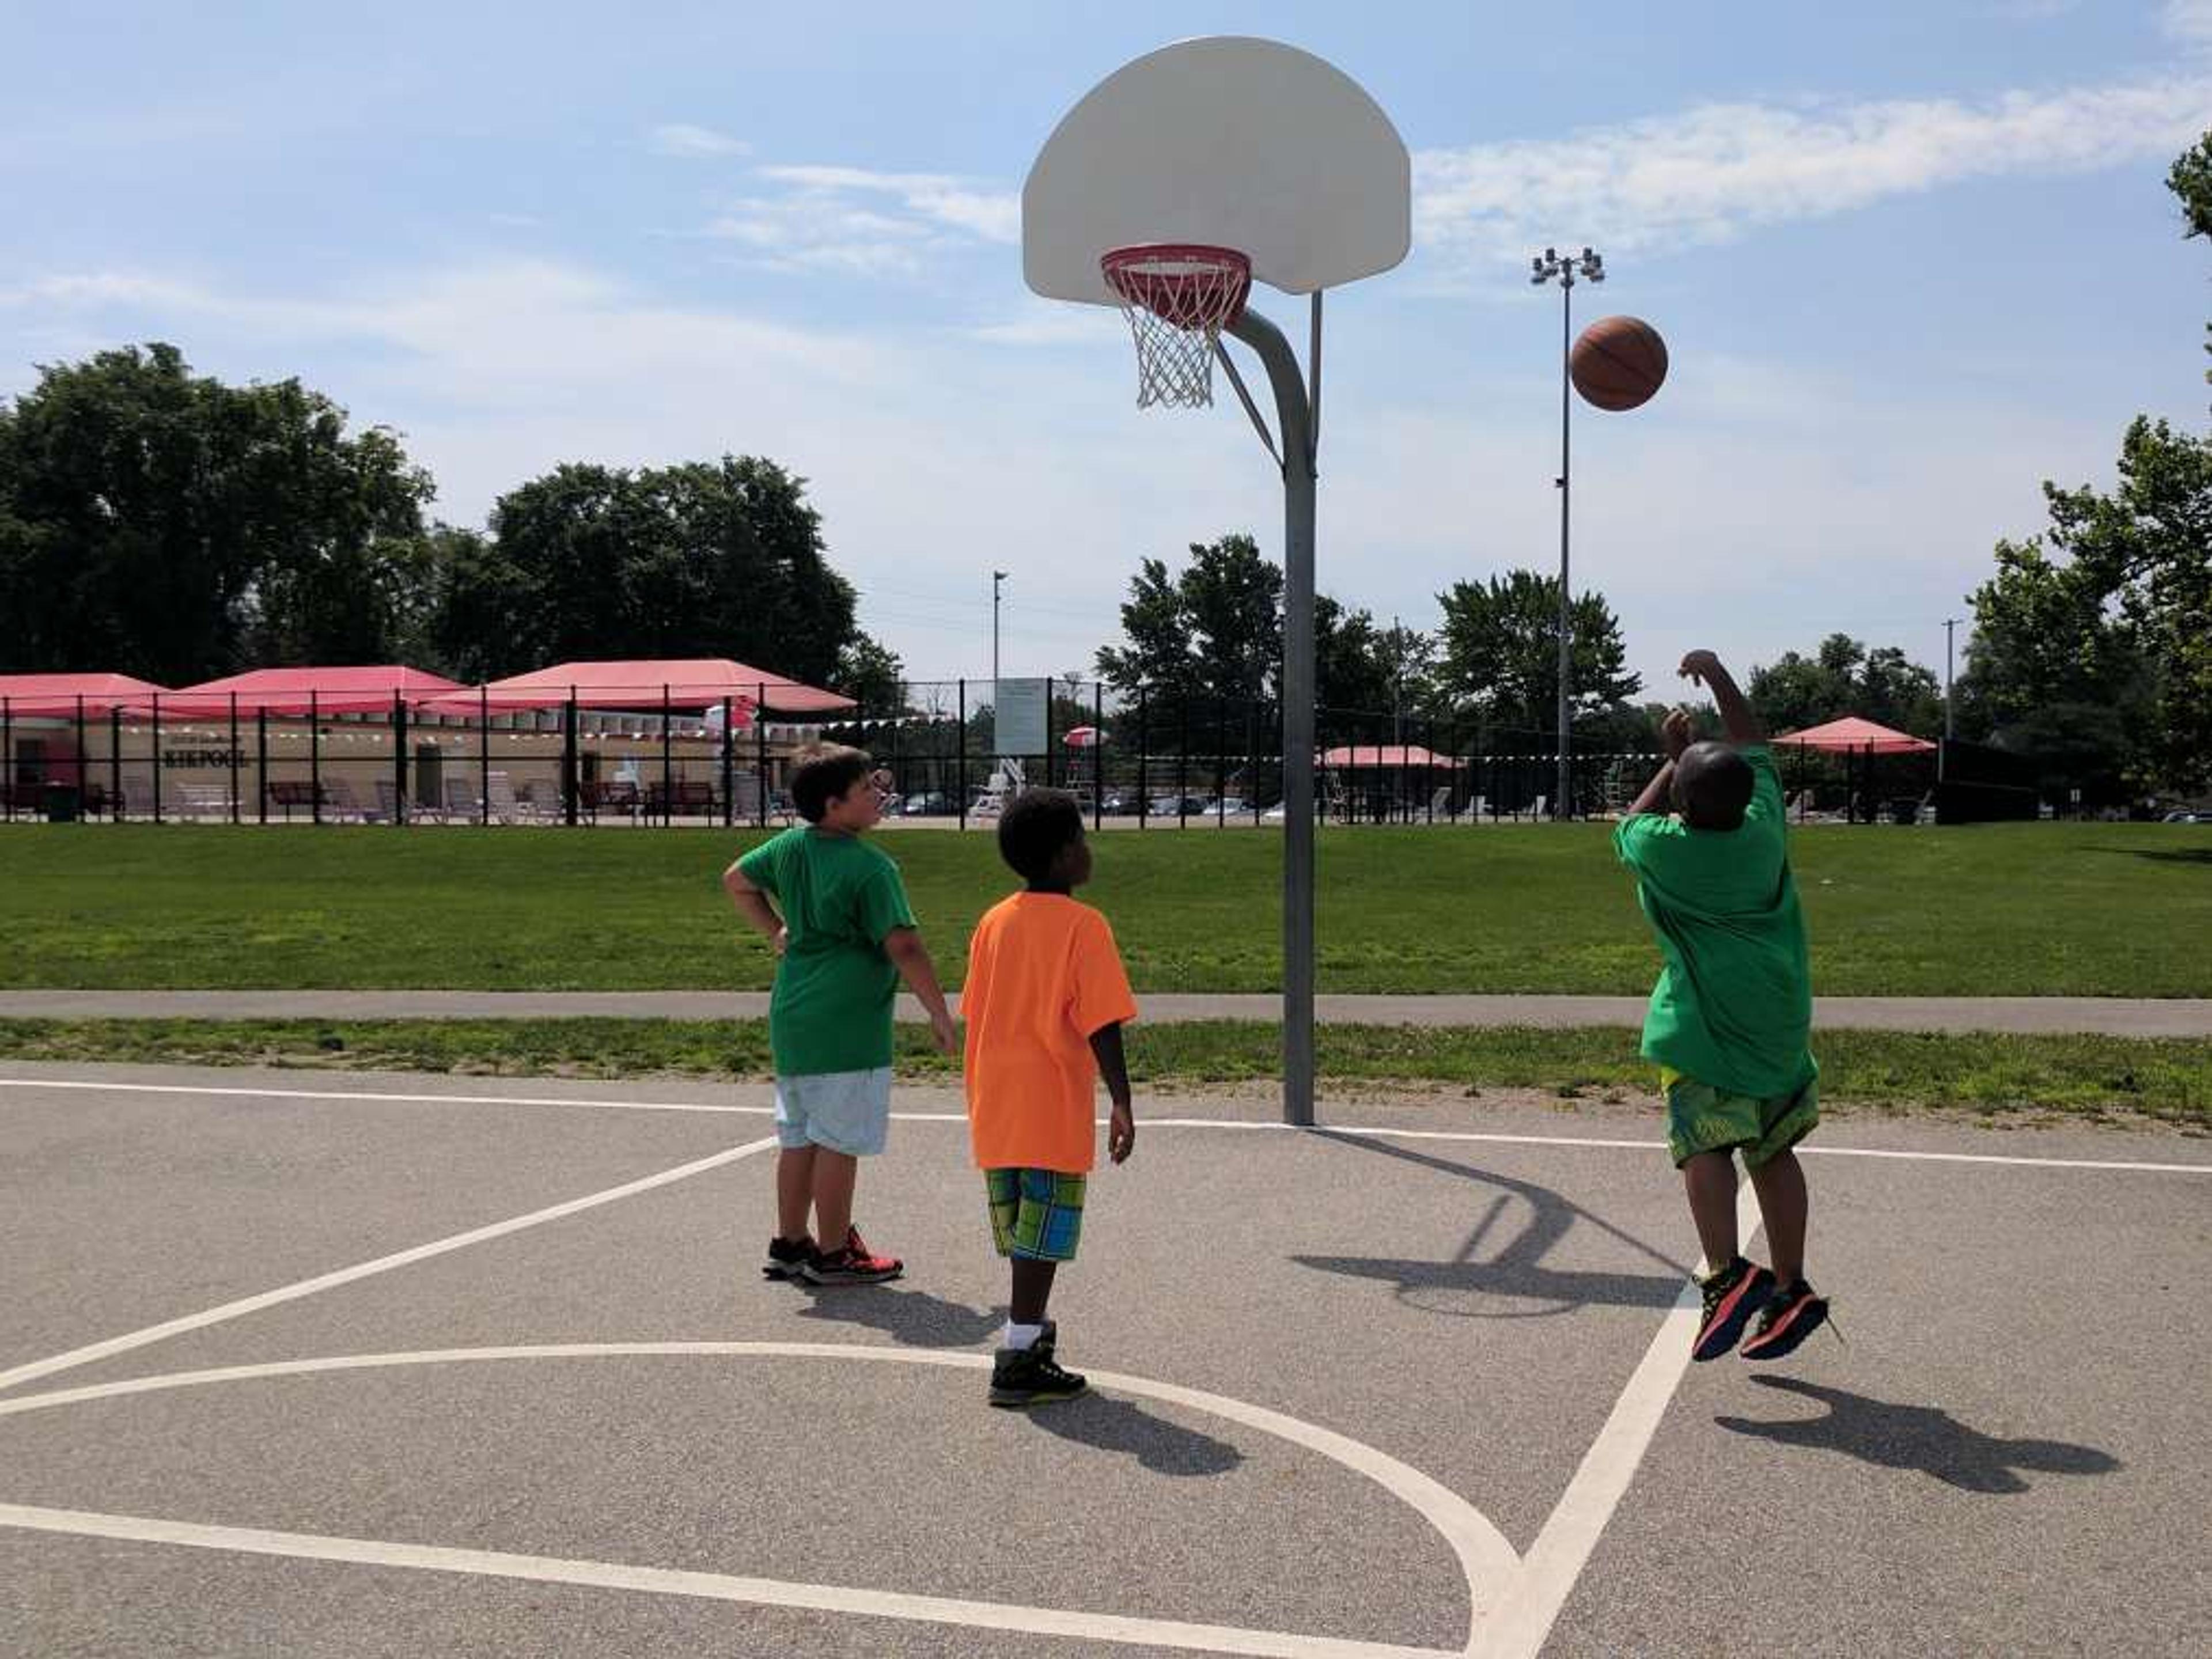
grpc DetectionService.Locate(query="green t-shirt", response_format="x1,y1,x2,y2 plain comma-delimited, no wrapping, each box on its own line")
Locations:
1612,745,1816,1099
736,826,918,1076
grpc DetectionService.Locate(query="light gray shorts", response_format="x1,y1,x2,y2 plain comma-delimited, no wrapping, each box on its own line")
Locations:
774,1067,893,1157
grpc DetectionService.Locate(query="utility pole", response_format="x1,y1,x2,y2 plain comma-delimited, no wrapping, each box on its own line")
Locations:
1530,245,1604,821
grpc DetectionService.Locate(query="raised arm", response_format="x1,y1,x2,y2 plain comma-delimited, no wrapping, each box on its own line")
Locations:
1628,709,1695,816
1679,650,1764,745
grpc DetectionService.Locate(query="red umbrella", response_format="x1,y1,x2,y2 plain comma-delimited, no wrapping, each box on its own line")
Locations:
1062,725,1103,748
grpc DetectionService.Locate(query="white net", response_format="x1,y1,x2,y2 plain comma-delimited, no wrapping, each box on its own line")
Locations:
1101,247,1251,410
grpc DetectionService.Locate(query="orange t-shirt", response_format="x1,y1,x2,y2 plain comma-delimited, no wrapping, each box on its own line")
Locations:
962,892,1138,1173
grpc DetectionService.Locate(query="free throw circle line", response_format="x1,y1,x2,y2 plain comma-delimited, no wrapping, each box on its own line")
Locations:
0,1342,1515,1657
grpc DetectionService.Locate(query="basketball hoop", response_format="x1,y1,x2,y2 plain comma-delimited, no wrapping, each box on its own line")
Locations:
1100,244,1252,408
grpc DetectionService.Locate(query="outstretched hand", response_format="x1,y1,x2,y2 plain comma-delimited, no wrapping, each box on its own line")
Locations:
1660,707,1696,759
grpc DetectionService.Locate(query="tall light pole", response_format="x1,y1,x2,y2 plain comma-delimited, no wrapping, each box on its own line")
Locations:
1531,244,1603,820
992,570,1007,695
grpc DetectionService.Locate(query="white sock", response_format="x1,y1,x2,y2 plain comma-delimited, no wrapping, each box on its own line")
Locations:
1003,1321,1044,1351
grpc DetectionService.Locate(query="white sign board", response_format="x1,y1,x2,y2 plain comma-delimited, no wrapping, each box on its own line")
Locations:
994,678,1049,756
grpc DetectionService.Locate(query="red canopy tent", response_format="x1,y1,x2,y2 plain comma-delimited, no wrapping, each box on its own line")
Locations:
1772,716,1935,755
416,658,853,718
1773,715,1937,825
0,672,172,717
143,665,468,719
1319,743,1463,769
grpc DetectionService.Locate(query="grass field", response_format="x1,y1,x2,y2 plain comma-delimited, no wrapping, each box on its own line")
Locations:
2,821,2207,995
1,1017,2202,1124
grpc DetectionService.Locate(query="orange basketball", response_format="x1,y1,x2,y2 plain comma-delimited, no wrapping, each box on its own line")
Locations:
1570,316,1668,412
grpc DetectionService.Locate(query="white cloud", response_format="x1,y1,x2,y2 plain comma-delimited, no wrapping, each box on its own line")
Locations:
756,166,1020,244
1415,74,2212,278
648,123,751,158
694,164,1020,279
2166,1,2212,44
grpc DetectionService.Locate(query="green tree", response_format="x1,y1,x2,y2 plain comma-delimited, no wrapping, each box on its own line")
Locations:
1094,533,1283,724
0,343,433,681
832,633,906,714
1970,419,2212,792
474,456,858,685
1431,570,1640,740
1747,634,1942,738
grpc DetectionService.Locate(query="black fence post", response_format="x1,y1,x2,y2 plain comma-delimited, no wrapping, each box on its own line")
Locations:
392,691,407,825
756,684,770,829
1092,680,1104,831
256,708,268,823
1221,694,1238,831
1,697,10,821
309,691,321,824
1177,697,1189,827
956,678,968,832
659,684,673,826
106,704,119,821
228,694,241,824
150,692,163,823
564,693,580,827
1137,685,1149,828
720,696,734,828
478,685,491,826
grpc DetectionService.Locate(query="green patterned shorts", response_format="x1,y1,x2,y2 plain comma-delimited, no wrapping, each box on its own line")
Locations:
986,1168,1088,1262
1661,1069,1819,1169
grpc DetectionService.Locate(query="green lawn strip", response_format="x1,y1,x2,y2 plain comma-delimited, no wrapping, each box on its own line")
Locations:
3,823,2207,995
2,1018,2203,1124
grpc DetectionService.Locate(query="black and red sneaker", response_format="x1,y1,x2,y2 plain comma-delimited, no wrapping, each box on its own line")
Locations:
1691,1256,1776,1362
762,1234,816,1282
1740,1279,1831,1361
800,1225,903,1286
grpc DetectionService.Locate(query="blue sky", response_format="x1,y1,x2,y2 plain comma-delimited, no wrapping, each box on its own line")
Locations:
5,1,2207,702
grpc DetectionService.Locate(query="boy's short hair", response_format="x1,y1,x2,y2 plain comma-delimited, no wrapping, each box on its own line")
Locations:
790,744,873,823
1672,741,1755,830
997,788,1085,882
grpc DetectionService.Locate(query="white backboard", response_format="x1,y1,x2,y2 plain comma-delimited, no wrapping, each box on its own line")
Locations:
1024,37,1410,308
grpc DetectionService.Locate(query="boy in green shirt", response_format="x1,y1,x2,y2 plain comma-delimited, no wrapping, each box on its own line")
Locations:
1615,650,1830,1362
723,745,957,1286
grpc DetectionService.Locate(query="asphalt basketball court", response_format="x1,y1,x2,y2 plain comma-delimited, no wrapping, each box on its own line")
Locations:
2,1062,2205,1657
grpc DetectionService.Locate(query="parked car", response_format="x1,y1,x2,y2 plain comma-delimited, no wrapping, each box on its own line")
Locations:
1096,789,1142,815
2161,809,2212,823
897,791,954,816
1147,793,1211,817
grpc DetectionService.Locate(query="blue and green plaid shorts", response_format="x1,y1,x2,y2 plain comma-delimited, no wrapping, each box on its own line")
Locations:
985,1167,1088,1262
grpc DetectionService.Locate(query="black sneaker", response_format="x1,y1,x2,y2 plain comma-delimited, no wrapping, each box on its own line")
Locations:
988,1342,1087,1408
1740,1279,1830,1361
799,1226,903,1286
1691,1256,1776,1362
762,1234,816,1282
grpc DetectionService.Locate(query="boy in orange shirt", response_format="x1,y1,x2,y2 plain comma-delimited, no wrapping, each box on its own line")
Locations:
961,789,1138,1407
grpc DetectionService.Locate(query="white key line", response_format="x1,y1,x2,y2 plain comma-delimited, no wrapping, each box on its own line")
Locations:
0,1135,780,1395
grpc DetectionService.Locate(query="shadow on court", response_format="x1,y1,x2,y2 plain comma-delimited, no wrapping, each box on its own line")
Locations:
1290,1130,1689,1318
1022,1392,1245,1478
1716,1376,2122,1494
789,1285,1003,1349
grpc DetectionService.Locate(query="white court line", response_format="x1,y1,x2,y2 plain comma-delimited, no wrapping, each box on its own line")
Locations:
0,1136,779,1396
5,1075,2208,1174
1474,1182,1766,1659
0,1341,1519,1659
0,1504,1442,1659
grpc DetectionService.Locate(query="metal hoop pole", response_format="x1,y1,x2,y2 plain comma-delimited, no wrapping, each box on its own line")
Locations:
1224,307,1317,1128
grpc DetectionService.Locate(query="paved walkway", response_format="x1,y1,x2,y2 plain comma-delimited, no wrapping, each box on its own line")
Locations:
2,990,2207,1036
